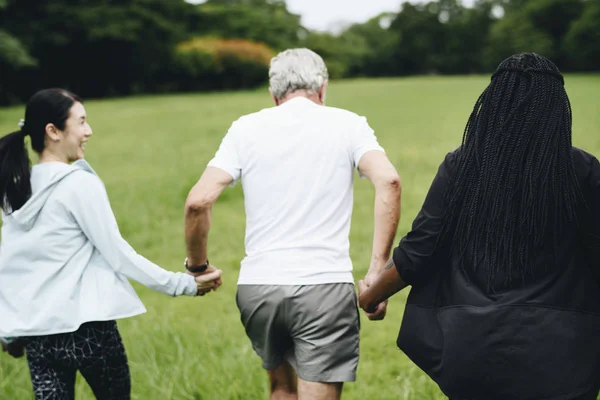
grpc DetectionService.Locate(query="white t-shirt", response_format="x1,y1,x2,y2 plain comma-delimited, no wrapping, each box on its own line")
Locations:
208,97,384,285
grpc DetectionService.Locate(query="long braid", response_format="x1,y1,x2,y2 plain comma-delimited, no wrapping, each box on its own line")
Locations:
437,53,585,292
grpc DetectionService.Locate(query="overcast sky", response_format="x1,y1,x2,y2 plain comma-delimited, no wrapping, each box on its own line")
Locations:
286,0,476,31
187,0,477,32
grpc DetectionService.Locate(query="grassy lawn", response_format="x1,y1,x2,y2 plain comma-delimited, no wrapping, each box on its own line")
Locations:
0,74,598,399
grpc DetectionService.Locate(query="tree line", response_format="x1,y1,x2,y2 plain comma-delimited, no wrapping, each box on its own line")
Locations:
0,0,598,104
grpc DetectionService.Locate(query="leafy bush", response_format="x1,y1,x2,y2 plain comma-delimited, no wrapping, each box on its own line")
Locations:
172,37,274,91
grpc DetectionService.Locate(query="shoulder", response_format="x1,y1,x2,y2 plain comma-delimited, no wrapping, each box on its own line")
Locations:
572,146,600,184
572,146,598,167
321,104,362,117
65,170,104,190
230,108,275,128
222,111,269,141
317,105,367,126
56,163,107,203
440,147,460,172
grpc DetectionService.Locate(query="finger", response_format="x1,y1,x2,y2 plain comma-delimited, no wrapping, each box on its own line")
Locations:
365,302,383,315
363,301,379,313
368,308,385,318
367,303,387,320
376,302,387,313
196,281,217,290
367,312,383,320
195,269,222,283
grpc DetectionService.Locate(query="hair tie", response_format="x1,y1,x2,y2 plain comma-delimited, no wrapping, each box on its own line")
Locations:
18,119,29,138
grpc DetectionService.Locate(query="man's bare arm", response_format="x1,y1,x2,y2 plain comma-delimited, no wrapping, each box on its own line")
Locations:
358,150,402,279
184,167,233,266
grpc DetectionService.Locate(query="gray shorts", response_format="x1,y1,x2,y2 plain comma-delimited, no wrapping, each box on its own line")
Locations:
236,283,360,382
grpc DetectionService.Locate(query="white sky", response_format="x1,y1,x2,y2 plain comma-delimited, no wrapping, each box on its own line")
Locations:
187,0,477,32
287,0,474,31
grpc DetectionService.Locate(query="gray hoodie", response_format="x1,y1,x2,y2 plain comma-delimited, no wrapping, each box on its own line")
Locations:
0,160,196,337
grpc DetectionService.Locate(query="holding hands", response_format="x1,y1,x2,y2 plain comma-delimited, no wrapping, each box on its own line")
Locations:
185,258,223,296
358,273,388,321
358,257,408,321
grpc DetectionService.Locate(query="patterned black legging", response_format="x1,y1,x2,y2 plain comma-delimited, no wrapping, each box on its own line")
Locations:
25,320,130,400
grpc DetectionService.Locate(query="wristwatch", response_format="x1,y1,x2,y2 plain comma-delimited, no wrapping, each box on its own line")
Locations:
184,257,209,273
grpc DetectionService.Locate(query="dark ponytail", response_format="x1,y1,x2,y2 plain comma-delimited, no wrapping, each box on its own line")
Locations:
0,88,81,214
0,130,31,214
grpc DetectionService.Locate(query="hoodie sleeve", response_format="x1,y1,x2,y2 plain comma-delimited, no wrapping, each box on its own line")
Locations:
59,171,198,297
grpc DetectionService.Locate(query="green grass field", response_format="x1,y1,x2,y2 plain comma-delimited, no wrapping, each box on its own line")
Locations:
0,75,599,400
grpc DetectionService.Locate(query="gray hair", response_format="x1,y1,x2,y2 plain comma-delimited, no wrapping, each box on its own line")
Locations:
269,48,329,100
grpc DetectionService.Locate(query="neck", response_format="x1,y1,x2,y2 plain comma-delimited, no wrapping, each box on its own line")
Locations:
277,90,322,106
39,149,67,164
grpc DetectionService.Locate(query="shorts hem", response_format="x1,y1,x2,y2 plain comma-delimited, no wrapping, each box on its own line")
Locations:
295,370,356,383
263,358,284,371
261,359,357,383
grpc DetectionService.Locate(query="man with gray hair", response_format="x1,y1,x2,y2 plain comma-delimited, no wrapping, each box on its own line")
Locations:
184,48,401,399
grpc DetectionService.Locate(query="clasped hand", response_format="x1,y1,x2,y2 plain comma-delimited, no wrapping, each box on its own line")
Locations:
357,273,388,321
187,265,223,296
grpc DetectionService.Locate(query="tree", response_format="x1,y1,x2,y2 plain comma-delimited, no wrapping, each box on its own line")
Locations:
0,0,36,71
485,11,554,69
563,0,600,71
386,1,495,75
0,31,36,69
0,0,196,99
435,0,496,74
0,0,38,103
484,0,584,69
388,2,446,75
191,0,305,51
342,14,399,77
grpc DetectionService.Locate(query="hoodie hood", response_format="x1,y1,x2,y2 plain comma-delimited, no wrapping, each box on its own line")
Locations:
8,159,98,230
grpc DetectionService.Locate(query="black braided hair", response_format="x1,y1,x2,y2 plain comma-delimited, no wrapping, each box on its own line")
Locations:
438,53,584,291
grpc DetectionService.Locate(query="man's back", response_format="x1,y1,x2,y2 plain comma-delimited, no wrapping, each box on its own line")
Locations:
208,96,383,284
185,48,401,399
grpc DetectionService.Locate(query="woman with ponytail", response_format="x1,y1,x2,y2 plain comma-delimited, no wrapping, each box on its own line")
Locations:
359,53,600,399
0,89,222,399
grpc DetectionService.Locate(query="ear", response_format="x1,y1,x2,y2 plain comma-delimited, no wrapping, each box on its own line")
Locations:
318,81,328,105
269,87,280,106
45,123,61,142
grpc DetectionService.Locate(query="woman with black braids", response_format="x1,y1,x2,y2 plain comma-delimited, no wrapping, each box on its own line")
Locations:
359,53,600,400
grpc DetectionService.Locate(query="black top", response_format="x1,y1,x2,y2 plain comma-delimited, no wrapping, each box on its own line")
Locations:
393,147,600,400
